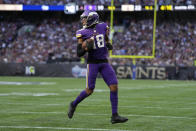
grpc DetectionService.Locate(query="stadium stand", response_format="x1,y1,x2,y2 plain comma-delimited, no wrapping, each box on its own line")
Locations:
112,19,195,66
0,11,195,66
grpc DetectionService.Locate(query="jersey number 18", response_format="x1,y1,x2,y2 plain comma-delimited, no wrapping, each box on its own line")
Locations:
94,34,104,49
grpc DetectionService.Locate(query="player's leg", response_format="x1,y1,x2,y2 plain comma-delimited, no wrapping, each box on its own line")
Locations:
109,84,128,124
67,88,92,119
100,63,118,115
68,64,98,119
100,63,128,124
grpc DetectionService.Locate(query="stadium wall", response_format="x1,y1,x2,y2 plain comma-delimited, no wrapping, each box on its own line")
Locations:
0,63,195,80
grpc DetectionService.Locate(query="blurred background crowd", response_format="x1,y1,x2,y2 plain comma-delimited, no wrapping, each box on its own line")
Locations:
2,0,195,5
112,18,195,66
0,11,195,66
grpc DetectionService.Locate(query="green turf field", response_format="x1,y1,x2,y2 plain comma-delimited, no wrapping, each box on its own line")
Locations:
0,77,196,131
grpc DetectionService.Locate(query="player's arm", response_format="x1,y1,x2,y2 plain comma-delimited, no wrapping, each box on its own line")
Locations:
77,37,94,57
77,38,86,57
105,26,113,50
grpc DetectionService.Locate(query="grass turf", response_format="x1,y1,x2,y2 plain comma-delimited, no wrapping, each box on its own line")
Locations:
0,77,196,131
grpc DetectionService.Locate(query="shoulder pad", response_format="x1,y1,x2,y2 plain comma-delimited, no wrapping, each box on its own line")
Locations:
76,28,85,38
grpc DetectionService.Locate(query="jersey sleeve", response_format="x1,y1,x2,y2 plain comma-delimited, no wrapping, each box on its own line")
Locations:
76,30,82,38
101,23,109,36
103,23,109,32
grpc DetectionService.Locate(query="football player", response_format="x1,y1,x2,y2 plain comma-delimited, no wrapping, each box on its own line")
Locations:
68,10,128,124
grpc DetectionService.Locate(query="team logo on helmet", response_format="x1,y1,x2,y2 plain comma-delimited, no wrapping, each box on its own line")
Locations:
80,10,99,28
86,12,99,27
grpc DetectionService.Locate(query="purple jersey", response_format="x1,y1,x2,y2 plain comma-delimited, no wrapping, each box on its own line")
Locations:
76,22,109,61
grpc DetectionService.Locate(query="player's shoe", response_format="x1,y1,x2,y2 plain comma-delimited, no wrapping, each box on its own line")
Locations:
67,101,76,119
111,114,128,124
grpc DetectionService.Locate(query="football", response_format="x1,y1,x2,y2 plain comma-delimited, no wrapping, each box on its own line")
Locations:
83,37,94,51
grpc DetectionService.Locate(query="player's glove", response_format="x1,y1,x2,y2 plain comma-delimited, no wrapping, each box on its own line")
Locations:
77,44,86,57
84,38,94,52
106,42,113,50
86,38,94,52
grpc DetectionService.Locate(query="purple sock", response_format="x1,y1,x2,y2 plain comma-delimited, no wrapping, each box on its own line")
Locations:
110,91,118,115
72,90,89,107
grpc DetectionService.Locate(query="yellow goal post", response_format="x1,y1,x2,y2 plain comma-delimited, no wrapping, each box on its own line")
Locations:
109,0,158,60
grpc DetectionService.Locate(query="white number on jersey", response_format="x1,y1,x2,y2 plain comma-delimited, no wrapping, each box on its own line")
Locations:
93,34,105,49
96,34,104,48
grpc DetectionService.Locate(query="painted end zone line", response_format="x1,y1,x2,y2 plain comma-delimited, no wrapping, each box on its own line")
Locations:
0,126,132,131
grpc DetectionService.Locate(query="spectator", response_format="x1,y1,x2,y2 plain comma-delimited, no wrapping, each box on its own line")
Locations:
0,13,195,66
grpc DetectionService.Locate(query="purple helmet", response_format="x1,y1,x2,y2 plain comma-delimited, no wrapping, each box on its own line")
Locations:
80,10,99,28
80,10,90,20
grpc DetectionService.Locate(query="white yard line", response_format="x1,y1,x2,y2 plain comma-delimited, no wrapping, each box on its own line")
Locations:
120,83,196,90
1,102,194,110
0,99,195,106
64,83,196,92
0,81,56,85
0,111,195,120
126,114,196,120
0,126,132,131
77,113,196,120
80,105,194,110
87,99,196,105
64,89,108,92
3,103,62,106
0,92,58,96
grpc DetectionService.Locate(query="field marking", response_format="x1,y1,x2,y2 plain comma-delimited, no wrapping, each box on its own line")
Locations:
87,98,196,104
0,111,195,120
3,103,62,106
0,81,56,85
0,92,58,96
120,83,196,90
80,105,194,110
1,102,194,110
1,98,196,105
1,93,196,104
64,83,196,92
64,89,108,92
0,126,132,131
77,113,196,120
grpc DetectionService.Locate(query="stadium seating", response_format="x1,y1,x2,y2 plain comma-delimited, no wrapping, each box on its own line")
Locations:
0,12,195,66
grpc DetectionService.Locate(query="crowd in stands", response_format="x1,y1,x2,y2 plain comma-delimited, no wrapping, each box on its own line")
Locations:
2,0,195,5
111,19,195,66
0,14,195,66
0,18,80,63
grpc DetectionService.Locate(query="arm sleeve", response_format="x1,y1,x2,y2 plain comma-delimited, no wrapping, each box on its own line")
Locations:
77,44,86,57
76,30,86,57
